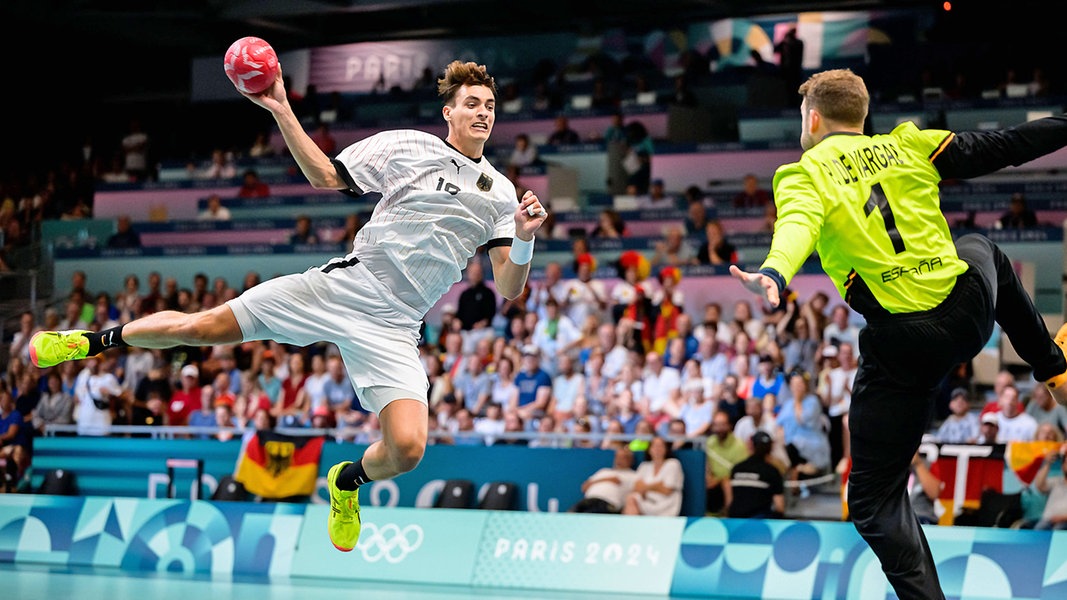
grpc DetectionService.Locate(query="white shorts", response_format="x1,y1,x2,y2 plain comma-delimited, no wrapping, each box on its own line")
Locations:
226,259,428,414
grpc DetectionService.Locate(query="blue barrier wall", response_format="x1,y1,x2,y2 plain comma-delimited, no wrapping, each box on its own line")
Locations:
2,495,1066,599
31,437,707,516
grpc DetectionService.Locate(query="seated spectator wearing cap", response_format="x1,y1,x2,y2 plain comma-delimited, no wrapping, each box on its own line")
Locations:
636,179,676,210
726,431,785,519
936,387,980,443
167,364,202,428
310,404,334,430
514,345,552,422
977,412,999,444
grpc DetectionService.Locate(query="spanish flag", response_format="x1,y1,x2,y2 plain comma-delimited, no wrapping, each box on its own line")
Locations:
1007,440,1060,485
234,431,325,498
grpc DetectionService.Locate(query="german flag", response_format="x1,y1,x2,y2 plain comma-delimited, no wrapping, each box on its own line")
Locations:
234,431,325,498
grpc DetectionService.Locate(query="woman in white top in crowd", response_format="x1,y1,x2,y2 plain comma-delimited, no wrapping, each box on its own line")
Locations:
622,435,684,516
490,356,519,411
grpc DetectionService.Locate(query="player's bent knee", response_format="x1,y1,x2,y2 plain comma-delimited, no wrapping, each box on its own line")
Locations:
388,438,425,474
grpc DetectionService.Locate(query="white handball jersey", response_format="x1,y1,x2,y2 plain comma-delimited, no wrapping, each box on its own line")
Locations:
331,129,518,315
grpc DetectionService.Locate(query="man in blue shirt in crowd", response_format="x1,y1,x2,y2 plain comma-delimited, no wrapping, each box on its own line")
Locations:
514,345,552,424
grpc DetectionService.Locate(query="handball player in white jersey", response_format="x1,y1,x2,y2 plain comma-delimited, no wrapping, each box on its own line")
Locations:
29,60,547,551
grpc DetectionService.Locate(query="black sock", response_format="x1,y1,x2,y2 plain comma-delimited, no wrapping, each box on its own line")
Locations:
335,459,372,491
83,325,128,356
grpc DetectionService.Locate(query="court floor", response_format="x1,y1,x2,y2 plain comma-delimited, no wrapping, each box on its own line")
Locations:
1,563,700,600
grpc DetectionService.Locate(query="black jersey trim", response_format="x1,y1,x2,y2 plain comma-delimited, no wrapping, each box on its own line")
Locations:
331,158,365,196
485,237,512,249
443,139,484,163
322,256,360,273
929,132,955,162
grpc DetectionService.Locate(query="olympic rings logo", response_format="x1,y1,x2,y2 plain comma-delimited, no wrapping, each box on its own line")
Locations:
357,523,424,563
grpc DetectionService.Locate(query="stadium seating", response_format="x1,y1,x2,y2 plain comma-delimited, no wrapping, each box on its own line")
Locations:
434,479,476,509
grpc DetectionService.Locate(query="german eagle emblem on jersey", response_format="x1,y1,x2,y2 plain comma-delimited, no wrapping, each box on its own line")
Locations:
476,172,493,192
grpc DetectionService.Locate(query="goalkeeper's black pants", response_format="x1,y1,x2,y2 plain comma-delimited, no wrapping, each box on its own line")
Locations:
847,233,1063,600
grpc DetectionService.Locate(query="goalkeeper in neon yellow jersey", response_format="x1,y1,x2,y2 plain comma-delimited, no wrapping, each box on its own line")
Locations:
731,69,1067,600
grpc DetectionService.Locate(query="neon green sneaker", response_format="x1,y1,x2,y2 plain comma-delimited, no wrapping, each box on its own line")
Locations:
326,461,361,552
29,330,91,368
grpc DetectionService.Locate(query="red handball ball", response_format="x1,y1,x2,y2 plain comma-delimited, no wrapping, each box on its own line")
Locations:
224,36,279,94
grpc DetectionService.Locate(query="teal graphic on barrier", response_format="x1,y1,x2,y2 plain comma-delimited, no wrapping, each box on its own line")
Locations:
0,495,303,576
669,517,1067,599
471,511,683,595
290,505,486,585
5,496,1067,598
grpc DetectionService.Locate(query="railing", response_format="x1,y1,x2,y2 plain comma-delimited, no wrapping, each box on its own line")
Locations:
37,423,837,492
42,423,709,449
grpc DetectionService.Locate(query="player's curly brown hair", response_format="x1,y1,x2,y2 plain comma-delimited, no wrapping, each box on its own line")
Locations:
798,69,869,127
437,60,497,105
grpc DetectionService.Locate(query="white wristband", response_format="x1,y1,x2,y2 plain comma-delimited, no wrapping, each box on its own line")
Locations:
510,236,535,265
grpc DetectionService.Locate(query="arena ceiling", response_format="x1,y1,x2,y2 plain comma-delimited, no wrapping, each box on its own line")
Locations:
5,0,939,103
12,1,935,53
11,1,934,65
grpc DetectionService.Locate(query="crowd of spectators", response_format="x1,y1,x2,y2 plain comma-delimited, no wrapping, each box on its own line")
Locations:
0,252,880,507
8,245,1067,513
